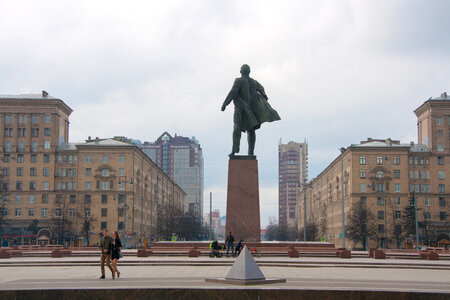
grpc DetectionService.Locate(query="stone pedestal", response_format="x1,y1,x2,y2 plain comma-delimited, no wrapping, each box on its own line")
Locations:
225,156,261,242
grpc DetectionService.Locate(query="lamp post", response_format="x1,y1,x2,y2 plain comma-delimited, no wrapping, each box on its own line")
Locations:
118,176,133,248
339,147,346,249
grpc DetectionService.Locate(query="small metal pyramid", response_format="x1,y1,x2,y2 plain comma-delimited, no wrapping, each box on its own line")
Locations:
225,246,265,280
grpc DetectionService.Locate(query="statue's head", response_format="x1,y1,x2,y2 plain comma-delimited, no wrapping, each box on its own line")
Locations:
240,64,251,76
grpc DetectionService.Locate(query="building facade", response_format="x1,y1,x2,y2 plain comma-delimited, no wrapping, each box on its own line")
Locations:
298,93,450,249
142,132,204,217
278,140,308,227
0,93,185,247
204,209,225,240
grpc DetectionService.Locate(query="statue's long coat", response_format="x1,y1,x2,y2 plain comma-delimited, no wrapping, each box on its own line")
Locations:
223,76,280,132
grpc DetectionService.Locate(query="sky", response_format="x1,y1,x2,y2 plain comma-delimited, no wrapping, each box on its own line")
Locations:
1,0,449,228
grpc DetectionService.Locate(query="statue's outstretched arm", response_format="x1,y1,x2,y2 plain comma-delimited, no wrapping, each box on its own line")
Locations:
221,79,241,111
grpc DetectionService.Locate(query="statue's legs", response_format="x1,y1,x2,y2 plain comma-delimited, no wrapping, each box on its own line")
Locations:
230,124,241,156
248,130,255,156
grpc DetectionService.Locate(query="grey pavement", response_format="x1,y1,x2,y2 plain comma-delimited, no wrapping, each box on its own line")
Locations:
0,256,449,294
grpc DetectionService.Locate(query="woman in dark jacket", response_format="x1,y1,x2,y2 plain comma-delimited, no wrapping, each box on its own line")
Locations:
111,231,122,278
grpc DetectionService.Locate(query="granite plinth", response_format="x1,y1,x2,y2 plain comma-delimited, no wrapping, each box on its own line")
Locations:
225,157,260,242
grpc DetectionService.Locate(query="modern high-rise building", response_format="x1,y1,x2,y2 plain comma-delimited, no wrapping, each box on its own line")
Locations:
298,92,450,249
278,140,308,227
0,92,185,246
142,132,204,217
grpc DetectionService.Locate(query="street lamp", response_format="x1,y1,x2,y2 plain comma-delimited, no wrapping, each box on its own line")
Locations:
339,147,346,249
118,176,133,248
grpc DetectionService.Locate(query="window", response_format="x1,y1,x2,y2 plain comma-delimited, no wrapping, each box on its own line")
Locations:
18,142,24,152
439,197,446,207
29,181,36,190
18,128,26,137
16,181,23,190
377,197,384,206
28,208,35,217
17,154,24,163
44,128,51,136
84,194,91,204
17,167,23,176
438,171,445,179
101,222,107,230
2,167,9,176
360,170,366,178
55,194,62,204
44,141,50,149
31,115,39,124
393,170,400,179
68,155,73,163
41,208,48,217
85,181,91,190
421,184,425,193
395,197,401,206
43,154,50,163
84,208,90,217
30,154,37,163
102,155,109,163
70,194,76,204
118,182,125,190
29,195,36,203
437,144,444,152
437,129,444,138
360,184,366,192
102,169,109,177
394,157,400,165
359,157,366,165
1,208,7,216
31,128,39,137
376,183,384,192
69,209,76,217
440,212,447,221
119,168,125,177
4,128,13,137
437,117,443,125
62,155,67,163
86,168,92,176
15,208,21,217
55,208,62,217
438,156,444,165
425,198,431,206
424,212,431,220
45,115,51,123
3,154,10,162
420,171,425,179
376,171,384,178
394,184,401,192
415,184,420,193
101,208,107,217
1,194,7,204
101,195,108,204
86,155,92,163
426,171,430,179
30,167,37,177
378,211,384,219
439,184,445,193
378,224,384,234
42,194,48,203
15,195,22,203
425,157,429,165
5,141,12,152
101,181,109,190
120,155,125,163
414,171,419,179
377,157,383,165
395,211,401,220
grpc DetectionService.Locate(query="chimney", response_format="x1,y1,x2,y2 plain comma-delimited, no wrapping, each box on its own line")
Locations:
42,91,48,97
441,92,447,99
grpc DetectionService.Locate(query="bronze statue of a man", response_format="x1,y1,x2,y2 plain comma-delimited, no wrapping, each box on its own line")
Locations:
221,64,280,157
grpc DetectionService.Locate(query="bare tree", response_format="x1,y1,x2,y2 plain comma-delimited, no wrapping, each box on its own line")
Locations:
52,194,75,246
346,199,377,250
299,219,319,241
80,201,96,246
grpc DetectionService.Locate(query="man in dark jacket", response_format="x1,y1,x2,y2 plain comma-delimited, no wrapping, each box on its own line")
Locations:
99,228,114,279
225,231,235,258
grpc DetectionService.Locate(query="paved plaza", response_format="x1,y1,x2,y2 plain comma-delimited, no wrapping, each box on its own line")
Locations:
1,255,449,295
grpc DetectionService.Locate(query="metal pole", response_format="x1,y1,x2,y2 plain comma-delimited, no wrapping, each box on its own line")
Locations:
303,183,306,241
384,198,387,249
340,148,345,249
209,192,212,241
414,193,419,250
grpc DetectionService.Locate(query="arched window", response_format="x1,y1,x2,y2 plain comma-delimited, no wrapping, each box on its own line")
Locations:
376,171,384,178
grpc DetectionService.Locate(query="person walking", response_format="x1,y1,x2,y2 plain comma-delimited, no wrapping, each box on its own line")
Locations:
99,228,114,279
111,231,123,278
225,231,235,257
